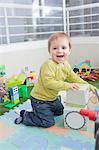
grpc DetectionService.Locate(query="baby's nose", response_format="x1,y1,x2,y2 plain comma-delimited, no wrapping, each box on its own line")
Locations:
58,48,62,52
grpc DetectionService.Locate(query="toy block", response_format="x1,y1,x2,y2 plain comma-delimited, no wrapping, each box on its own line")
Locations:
21,85,28,98
87,90,99,110
59,84,89,108
0,99,10,105
0,65,6,77
64,106,87,130
18,85,28,98
10,86,18,96
12,99,20,104
60,85,99,111
18,85,23,97
11,94,19,100
66,84,89,107
7,73,26,88
5,103,16,108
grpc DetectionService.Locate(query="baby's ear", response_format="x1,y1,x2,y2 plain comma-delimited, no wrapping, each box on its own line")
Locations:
69,41,72,49
67,49,71,56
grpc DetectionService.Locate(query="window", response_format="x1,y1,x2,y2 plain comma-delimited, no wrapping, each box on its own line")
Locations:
44,0,63,7
65,0,99,37
0,0,99,44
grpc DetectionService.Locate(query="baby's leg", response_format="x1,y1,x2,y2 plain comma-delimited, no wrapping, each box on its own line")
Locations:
15,108,32,115
14,108,32,124
14,109,25,124
54,96,64,116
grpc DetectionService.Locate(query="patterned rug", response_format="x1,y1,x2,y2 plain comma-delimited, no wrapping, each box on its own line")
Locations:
0,100,95,150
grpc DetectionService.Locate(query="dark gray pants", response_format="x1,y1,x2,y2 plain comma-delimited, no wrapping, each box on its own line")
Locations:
22,96,64,128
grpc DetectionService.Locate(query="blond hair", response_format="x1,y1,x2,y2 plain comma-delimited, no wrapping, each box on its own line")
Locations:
48,32,71,52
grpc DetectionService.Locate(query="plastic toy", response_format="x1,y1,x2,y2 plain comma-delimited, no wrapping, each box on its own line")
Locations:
64,108,99,149
9,86,19,104
80,109,99,150
24,66,36,86
62,85,99,149
0,77,8,102
0,65,36,108
94,69,99,79
0,65,6,77
5,85,28,108
73,60,99,81
18,85,28,98
6,73,26,88
64,106,87,130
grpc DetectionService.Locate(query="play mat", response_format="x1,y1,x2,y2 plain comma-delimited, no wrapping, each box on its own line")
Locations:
0,99,95,150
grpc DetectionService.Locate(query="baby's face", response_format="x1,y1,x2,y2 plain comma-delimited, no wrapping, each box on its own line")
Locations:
49,37,70,64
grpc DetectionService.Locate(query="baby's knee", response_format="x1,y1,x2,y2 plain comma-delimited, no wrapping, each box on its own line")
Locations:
43,120,55,128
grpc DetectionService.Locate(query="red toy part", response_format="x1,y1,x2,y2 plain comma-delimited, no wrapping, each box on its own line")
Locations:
80,109,97,121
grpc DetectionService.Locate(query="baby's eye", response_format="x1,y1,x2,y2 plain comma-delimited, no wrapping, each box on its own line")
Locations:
53,47,57,50
62,46,66,49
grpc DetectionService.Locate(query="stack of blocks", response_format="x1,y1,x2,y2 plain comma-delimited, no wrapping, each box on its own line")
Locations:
59,84,96,130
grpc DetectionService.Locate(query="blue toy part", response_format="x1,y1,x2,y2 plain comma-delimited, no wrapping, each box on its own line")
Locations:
10,86,18,96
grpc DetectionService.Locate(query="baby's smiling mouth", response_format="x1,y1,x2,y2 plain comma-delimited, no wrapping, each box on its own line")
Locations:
56,55,64,58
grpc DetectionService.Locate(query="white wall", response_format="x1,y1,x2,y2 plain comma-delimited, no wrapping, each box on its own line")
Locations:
69,46,99,67
69,37,99,67
0,37,99,77
0,41,49,77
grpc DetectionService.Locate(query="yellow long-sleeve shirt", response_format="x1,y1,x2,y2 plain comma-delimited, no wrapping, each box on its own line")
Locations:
31,59,87,101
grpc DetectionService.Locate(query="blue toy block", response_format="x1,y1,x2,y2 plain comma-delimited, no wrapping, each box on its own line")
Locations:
10,86,18,96
11,94,19,100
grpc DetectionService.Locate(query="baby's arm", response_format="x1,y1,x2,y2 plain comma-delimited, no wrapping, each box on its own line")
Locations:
66,64,87,84
68,83,80,90
66,64,96,92
40,63,79,92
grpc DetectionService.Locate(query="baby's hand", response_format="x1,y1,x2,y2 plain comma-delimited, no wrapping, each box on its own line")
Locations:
69,83,80,90
89,85,96,93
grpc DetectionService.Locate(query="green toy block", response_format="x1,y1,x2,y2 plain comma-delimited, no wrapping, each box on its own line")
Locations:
84,71,90,76
27,83,34,87
18,73,26,81
21,85,28,98
7,73,26,88
85,60,90,66
0,65,6,77
5,103,17,108
18,86,22,97
5,99,20,108
0,65,5,70
0,99,10,106
18,85,28,98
